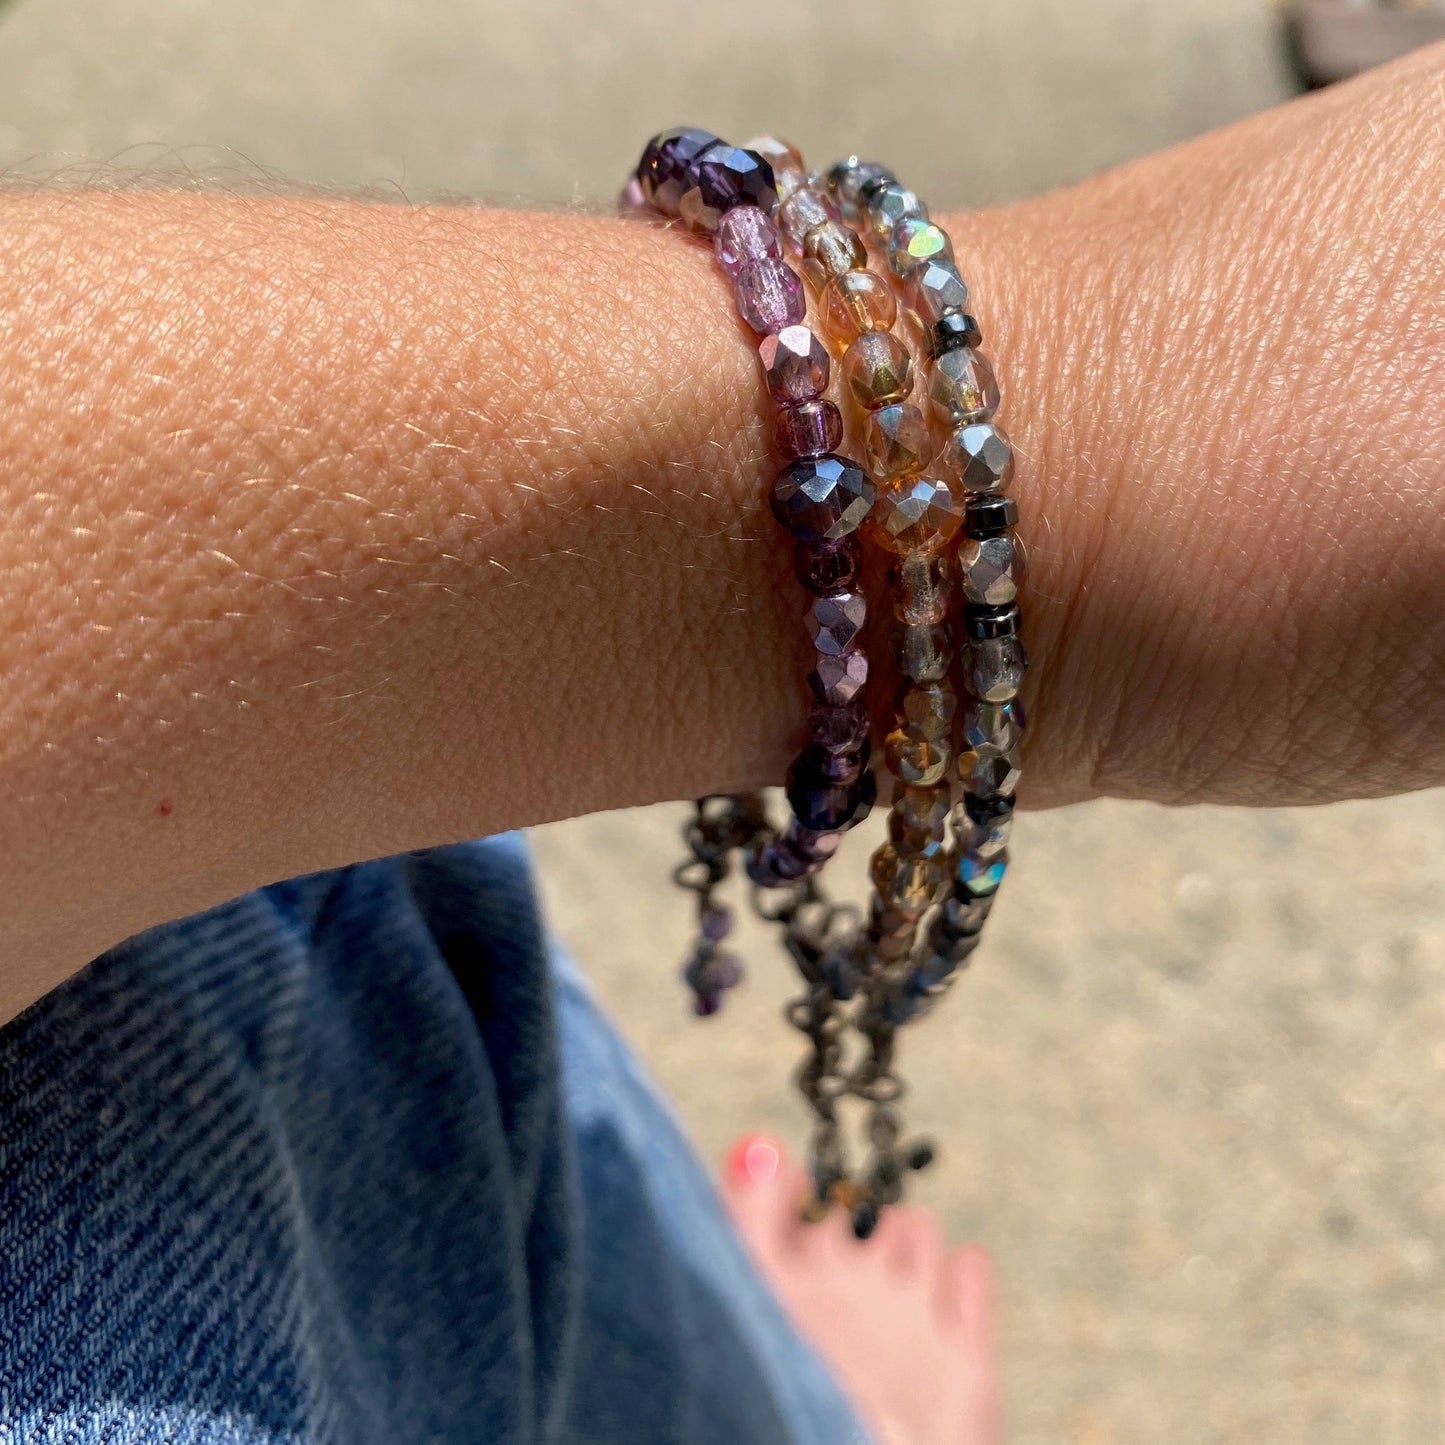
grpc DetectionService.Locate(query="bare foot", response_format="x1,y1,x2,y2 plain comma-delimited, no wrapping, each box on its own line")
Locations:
721,1134,1001,1445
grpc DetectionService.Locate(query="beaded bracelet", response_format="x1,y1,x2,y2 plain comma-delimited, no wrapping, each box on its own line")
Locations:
625,131,1027,1238
626,129,878,1013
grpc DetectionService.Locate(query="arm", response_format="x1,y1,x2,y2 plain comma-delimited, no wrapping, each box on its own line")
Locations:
2,45,1443,1020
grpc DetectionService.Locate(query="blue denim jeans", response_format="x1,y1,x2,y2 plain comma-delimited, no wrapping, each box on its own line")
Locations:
0,834,868,1444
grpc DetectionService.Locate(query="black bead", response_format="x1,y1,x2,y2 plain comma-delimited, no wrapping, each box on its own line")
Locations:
963,602,1021,641
927,311,983,357
963,494,1019,537
851,1199,881,1240
965,791,1016,825
905,1139,936,1172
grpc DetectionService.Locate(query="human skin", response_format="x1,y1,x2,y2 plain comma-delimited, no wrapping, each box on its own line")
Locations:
0,46,1441,1023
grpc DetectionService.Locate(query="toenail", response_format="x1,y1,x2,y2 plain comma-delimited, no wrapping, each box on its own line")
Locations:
726,1133,781,1185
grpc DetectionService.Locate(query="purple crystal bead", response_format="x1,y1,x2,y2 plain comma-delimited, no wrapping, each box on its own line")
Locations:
770,454,875,542
794,533,863,594
734,258,806,335
681,143,777,231
808,702,870,753
618,175,646,214
714,206,783,277
638,127,720,216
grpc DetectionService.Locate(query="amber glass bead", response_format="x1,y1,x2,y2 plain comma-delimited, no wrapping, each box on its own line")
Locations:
885,727,950,788
867,475,962,556
820,270,898,346
890,551,952,625
897,682,957,743
802,220,868,286
928,347,1000,427
889,784,950,854
842,331,913,410
865,403,934,480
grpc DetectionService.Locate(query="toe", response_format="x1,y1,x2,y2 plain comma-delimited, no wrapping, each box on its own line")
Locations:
880,1205,944,1277
721,1134,812,1261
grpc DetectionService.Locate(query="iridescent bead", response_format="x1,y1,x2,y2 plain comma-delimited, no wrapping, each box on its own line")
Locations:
897,682,956,743
867,475,962,555
807,701,870,752
958,532,1023,606
742,135,805,175
796,534,864,595
827,159,896,222
869,844,942,920
868,182,927,238
907,259,971,322
638,127,719,213
681,143,778,231
951,802,1014,861
806,589,867,657
801,221,868,286
770,454,874,541
901,621,950,684
777,187,840,250
734,258,806,334
885,726,950,787
929,347,1000,426
820,270,897,345
958,700,1024,797
964,635,1027,702
842,332,913,410
759,325,830,406
713,206,783,277
865,403,934,479
890,551,952,625
808,650,870,705
889,217,953,276
775,399,844,461
943,421,1014,493
958,850,1008,899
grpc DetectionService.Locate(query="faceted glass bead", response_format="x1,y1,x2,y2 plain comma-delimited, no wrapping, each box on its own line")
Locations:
618,175,646,213
889,217,954,276
885,726,951,787
952,799,1014,859
868,182,927,238
786,765,876,833
638,127,719,213
742,135,805,175
901,621,950,684
890,550,952,625
828,159,896,221
865,403,934,479
959,533,1023,606
759,325,830,406
801,220,868,284
806,589,867,657
958,700,1024,797
958,850,1008,898
808,650,870,705
897,682,957,743
820,270,898,345
775,399,844,461
770,454,875,541
869,844,942,920
777,187,840,250
943,421,1014,493
867,475,962,556
928,347,1001,426
808,701,870,752
734,258,806,335
681,143,777,231
907,259,971,322
842,332,914,410
796,534,864,595
889,783,950,850
714,206,783,277
965,635,1028,702
774,166,810,202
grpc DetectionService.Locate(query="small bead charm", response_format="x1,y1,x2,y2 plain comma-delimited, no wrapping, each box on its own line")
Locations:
868,475,962,556
820,270,898,345
770,454,875,541
928,347,1000,426
735,258,807,334
759,325,830,406
843,331,914,409
865,403,934,479
775,399,845,460
943,421,1014,493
